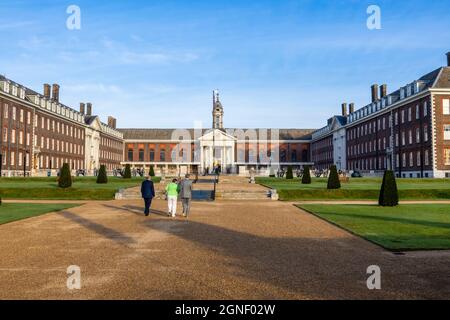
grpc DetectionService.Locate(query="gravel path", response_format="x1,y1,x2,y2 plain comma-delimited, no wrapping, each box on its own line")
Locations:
0,199,449,299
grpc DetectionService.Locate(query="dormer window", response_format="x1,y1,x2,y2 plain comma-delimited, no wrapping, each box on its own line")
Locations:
12,85,17,96
19,88,25,99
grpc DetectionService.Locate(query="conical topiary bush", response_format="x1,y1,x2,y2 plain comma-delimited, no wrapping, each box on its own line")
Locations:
149,165,155,177
58,163,72,188
96,165,108,184
302,165,311,184
327,165,341,189
286,166,294,180
123,164,132,179
379,170,399,207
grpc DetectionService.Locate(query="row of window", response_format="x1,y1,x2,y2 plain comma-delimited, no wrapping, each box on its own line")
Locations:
36,115,84,140
101,137,122,150
348,126,430,157
396,151,430,168
347,150,431,171
35,135,84,155
36,155,84,170
1,151,30,167
348,157,389,171
100,149,122,162
348,102,429,141
3,104,31,124
2,128,30,145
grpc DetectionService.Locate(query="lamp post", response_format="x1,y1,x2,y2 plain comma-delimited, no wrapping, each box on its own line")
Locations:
23,151,28,177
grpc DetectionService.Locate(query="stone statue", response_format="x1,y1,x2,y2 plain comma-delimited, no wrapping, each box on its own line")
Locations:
249,167,256,184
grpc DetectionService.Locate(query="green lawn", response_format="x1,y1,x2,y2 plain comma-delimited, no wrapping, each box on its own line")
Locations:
298,204,450,251
257,177,450,200
0,203,79,225
0,176,160,200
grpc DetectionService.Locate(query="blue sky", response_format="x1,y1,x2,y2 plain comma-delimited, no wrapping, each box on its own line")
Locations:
1,0,449,129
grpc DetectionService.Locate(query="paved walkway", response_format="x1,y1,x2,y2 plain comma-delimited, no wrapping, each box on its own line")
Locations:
0,199,449,299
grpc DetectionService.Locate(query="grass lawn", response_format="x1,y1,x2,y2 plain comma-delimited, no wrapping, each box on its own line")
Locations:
257,177,450,200
0,176,160,200
0,203,79,225
298,204,450,251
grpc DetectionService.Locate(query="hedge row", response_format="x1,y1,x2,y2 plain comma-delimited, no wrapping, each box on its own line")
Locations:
278,189,450,201
0,188,118,200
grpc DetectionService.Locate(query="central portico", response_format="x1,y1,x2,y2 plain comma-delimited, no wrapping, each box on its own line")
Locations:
199,129,236,174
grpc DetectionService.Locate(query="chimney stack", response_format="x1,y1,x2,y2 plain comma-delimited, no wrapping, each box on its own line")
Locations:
43,84,51,99
349,103,355,114
86,103,92,116
380,84,387,98
108,116,116,128
79,103,85,115
341,103,348,116
371,84,379,102
447,52,450,67
52,84,60,102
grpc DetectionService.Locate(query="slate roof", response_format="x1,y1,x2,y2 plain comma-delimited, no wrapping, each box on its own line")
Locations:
118,128,315,141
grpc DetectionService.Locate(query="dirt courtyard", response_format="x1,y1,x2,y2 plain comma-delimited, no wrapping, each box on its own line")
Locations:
0,199,449,299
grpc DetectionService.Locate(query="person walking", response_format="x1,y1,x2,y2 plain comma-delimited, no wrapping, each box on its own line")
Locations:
165,178,180,217
179,174,193,218
141,176,155,216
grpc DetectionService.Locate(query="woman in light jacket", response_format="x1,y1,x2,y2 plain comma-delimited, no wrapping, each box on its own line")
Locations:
165,178,180,217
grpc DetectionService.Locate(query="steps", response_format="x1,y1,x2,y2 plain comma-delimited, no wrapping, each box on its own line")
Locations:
115,176,277,201
215,190,271,200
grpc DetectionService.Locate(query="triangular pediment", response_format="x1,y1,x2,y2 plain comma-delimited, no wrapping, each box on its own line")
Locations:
198,129,237,141
88,116,102,131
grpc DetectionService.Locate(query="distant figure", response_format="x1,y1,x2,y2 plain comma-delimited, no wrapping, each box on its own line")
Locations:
165,178,180,217
179,174,193,218
141,176,155,216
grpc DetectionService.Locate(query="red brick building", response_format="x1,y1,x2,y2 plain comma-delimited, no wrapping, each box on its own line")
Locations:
0,77,123,176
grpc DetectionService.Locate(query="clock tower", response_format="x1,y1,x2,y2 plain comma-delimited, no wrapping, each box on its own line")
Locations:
212,90,224,129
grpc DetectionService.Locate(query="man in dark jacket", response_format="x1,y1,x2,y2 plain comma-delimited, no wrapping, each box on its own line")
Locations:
141,176,156,216
179,174,193,218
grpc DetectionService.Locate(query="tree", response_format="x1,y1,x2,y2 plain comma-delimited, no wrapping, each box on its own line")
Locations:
327,165,341,189
149,165,155,177
123,164,132,179
96,165,108,184
302,165,312,184
58,163,72,188
379,170,399,207
286,166,294,180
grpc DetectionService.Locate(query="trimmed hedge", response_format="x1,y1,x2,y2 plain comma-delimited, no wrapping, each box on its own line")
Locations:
379,170,399,207
277,188,450,201
0,188,119,200
123,164,132,179
58,163,72,188
96,165,108,184
327,165,341,189
149,165,155,177
302,165,311,184
286,166,294,180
